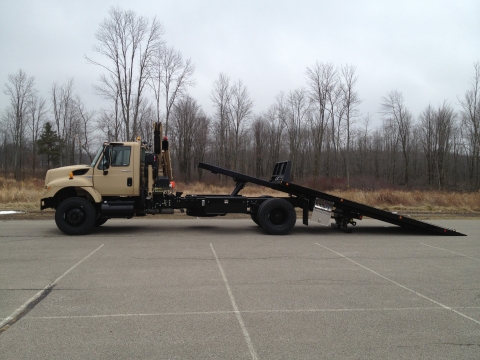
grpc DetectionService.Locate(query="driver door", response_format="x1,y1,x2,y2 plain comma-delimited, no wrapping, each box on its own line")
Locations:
93,145,134,196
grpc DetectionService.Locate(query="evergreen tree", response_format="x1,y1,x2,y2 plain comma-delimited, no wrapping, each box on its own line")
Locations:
37,122,61,169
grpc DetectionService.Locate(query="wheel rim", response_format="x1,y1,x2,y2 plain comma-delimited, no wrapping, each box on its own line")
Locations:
269,208,286,225
65,207,85,226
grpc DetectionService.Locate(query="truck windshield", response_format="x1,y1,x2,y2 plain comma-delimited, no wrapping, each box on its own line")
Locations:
91,146,104,167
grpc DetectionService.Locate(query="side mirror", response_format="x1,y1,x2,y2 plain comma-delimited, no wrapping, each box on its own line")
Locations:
103,145,111,175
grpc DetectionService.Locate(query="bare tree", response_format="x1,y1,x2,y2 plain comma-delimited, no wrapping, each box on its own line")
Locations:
51,79,78,165
87,7,163,140
353,114,372,177
136,102,155,145
211,73,233,175
75,96,96,162
306,62,336,181
27,94,47,175
419,103,455,189
149,45,195,136
97,104,123,142
284,87,310,178
251,115,267,177
192,113,210,181
3,69,35,179
1,128,8,176
450,122,464,188
170,96,202,181
265,102,286,170
434,103,455,189
459,61,480,189
229,79,253,171
326,82,344,178
381,90,413,186
419,104,436,186
339,64,362,188
381,117,400,185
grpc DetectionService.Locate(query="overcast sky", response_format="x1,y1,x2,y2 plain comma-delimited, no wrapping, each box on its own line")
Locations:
1,0,479,126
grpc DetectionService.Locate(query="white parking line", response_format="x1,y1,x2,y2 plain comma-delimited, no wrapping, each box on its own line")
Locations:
315,242,480,326
25,306,480,320
0,244,105,331
420,243,480,261
210,243,258,360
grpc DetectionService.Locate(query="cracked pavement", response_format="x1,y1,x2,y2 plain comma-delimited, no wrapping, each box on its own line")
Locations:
1,218,479,359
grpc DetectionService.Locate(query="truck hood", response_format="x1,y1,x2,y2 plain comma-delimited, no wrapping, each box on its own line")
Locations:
44,165,92,185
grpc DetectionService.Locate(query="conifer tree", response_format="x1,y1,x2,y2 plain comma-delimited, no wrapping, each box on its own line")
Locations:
37,122,61,169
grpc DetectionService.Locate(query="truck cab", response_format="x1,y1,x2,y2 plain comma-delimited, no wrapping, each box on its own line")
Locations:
41,123,172,235
92,142,142,196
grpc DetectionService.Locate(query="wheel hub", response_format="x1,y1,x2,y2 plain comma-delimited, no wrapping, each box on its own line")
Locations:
65,208,85,226
269,209,285,225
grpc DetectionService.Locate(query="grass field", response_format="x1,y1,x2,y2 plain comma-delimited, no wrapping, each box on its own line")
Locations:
1,176,479,214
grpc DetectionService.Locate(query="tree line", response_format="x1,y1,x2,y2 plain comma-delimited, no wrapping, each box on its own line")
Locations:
1,7,479,191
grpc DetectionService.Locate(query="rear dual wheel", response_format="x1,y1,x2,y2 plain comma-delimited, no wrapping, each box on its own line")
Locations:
256,198,296,235
250,195,272,227
250,212,260,226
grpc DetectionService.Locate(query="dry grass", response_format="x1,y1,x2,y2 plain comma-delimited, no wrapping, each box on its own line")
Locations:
174,182,284,197
0,177,45,211
328,189,480,213
1,177,479,214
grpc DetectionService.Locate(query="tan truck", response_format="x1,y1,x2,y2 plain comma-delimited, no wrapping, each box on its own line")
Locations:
41,122,464,236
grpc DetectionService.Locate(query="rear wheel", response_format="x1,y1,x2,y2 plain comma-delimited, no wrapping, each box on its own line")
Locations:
250,196,272,227
250,212,260,226
257,198,296,235
55,197,97,235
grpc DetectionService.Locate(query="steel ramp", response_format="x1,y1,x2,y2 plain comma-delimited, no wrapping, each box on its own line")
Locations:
199,162,466,236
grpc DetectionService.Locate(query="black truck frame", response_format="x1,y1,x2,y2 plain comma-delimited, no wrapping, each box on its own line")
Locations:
149,161,465,236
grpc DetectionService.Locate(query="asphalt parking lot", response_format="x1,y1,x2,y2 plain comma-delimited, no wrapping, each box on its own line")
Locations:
0,218,479,359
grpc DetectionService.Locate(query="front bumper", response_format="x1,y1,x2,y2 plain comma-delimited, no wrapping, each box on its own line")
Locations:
40,197,55,210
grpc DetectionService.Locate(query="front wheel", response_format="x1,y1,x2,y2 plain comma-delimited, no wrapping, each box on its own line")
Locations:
94,217,108,227
55,197,97,235
257,198,296,235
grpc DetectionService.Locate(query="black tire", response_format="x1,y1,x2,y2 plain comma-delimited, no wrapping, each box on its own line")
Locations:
94,218,108,227
250,212,260,226
257,198,296,235
55,197,97,235
250,196,272,227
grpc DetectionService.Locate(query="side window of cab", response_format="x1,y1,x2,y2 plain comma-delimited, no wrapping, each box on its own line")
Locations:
97,145,131,170
111,146,131,166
